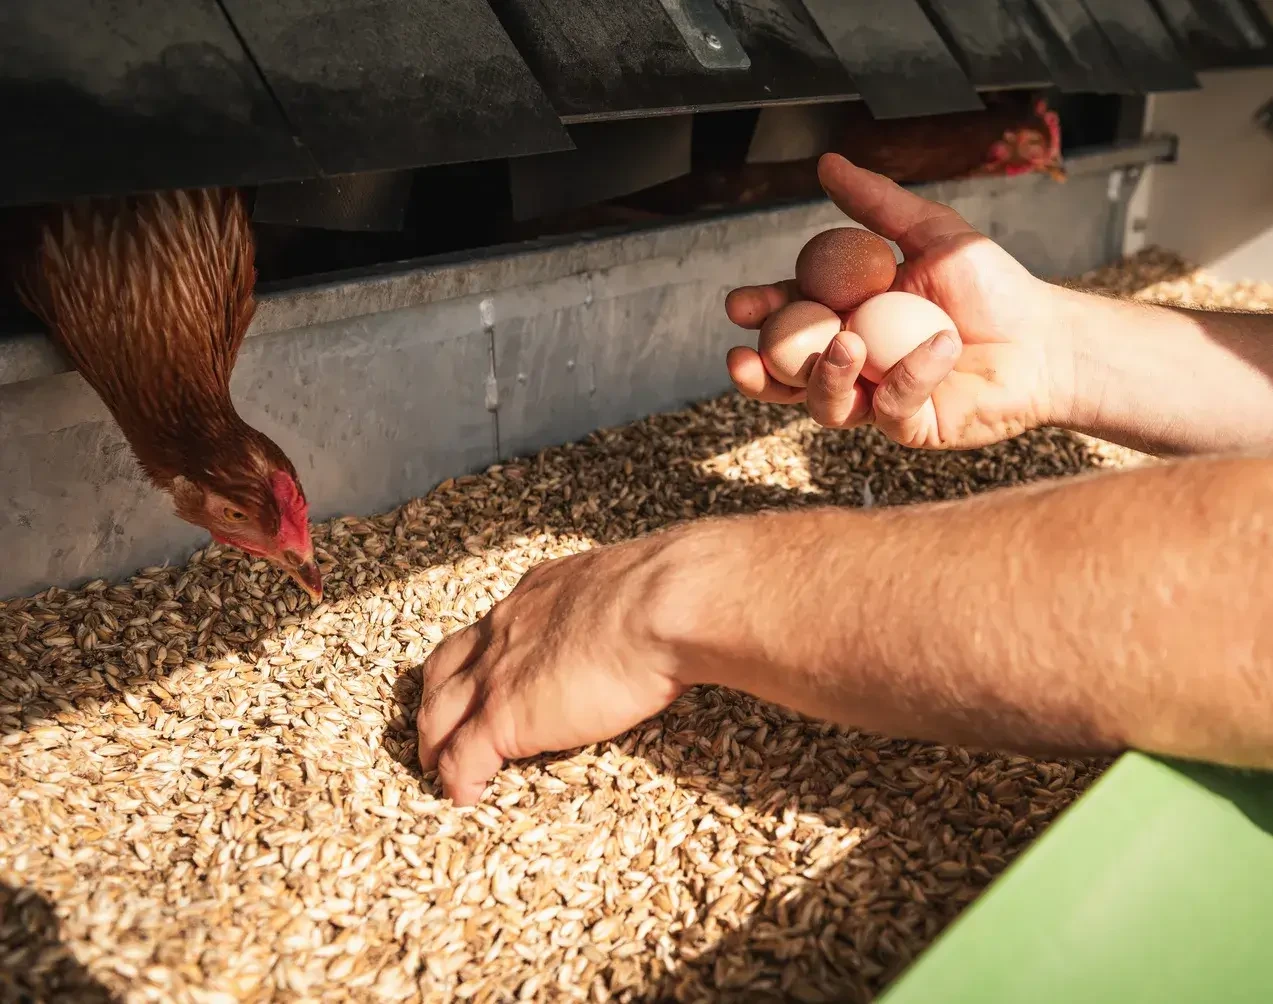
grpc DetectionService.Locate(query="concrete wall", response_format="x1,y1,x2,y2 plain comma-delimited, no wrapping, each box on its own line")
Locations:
1124,67,1273,281
0,143,1158,599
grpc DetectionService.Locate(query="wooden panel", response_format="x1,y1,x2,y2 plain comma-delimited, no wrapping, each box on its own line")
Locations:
1001,0,1132,92
921,0,1054,89
801,0,985,118
219,0,574,174
0,0,312,208
1149,0,1273,68
1082,0,1200,92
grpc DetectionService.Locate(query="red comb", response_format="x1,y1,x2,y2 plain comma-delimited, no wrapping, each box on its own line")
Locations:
269,470,311,549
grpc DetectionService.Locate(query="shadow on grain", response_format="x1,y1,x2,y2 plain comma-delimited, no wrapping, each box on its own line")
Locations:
0,881,120,1004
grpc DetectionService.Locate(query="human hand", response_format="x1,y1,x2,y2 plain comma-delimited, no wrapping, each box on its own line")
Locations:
415,533,694,805
725,153,1074,449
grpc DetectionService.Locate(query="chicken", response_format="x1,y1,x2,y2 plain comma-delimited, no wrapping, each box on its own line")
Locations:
833,92,1064,184
10,187,323,602
607,92,1064,218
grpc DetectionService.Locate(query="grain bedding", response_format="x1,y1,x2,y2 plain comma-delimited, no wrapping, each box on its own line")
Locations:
1,249,1264,1003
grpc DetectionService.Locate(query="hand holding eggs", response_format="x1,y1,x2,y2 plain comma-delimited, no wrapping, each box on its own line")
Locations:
755,226,958,389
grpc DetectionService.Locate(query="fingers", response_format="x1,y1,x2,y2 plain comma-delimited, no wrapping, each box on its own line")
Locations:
872,329,962,440
422,619,484,689
725,280,801,329
726,346,808,404
805,330,872,429
416,619,488,772
417,670,480,772
817,153,974,259
436,712,504,807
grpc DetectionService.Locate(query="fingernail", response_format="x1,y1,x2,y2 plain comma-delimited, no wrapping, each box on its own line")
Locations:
929,329,960,358
825,335,854,368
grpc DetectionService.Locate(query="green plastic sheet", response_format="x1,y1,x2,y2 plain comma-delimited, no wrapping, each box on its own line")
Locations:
879,752,1273,1003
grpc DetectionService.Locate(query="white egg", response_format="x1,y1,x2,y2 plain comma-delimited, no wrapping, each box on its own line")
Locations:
845,291,957,384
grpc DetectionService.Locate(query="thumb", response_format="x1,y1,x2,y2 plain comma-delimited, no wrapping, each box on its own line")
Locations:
872,329,961,447
817,153,975,258
805,330,872,429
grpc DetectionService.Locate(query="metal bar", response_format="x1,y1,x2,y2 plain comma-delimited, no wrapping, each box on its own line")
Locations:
655,0,752,71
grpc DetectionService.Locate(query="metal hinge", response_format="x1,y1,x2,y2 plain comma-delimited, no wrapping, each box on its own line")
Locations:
655,0,751,71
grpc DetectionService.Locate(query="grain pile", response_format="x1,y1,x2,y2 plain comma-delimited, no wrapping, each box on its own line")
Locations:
0,249,1253,1003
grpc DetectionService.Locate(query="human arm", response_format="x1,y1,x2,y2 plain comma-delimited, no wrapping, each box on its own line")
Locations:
1052,285,1273,455
417,453,1273,804
727,153,1273,456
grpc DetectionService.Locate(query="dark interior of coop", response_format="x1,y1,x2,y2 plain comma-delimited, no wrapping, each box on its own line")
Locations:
8,0,1254,336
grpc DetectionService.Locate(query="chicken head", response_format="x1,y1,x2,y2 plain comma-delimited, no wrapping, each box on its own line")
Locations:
12,185,327,605
171,467,322,604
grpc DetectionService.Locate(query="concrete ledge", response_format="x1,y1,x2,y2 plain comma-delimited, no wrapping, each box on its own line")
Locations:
0,137,1166,598
0,136,1176,392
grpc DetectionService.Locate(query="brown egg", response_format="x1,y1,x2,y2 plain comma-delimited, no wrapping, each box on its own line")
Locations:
757,300,842,388
846,291,957,384
795,227,898,313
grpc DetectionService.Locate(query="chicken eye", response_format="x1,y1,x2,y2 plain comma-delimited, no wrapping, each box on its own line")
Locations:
223,507,247,522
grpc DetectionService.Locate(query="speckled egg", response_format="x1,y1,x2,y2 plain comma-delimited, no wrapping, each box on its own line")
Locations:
795,227,898,313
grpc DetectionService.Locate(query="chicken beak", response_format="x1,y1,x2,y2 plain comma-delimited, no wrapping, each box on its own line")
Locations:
287,557,324,604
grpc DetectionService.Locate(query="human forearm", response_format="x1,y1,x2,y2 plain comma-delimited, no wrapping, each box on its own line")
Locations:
655,457,1273,768
1051,284,1273,455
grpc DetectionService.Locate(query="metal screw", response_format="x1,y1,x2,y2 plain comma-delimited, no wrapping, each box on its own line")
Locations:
703,32,722,50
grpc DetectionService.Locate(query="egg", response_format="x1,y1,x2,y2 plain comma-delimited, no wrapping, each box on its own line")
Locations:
757,300,842,387
795,227,898,313
845,291,957,384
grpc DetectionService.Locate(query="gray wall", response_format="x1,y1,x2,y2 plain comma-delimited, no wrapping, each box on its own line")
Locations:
1124,67,1273,283
0,144,1158,599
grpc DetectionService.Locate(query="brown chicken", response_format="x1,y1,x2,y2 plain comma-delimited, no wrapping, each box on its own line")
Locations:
606,91,1064,219
11,187,323,602
836,92,1064,184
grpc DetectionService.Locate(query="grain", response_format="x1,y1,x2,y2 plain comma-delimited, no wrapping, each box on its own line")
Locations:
0,248,1255,1003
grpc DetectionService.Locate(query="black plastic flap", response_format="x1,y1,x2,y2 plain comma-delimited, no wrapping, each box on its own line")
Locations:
1082,0,1201,91
800,0,985,118
745,103,847,164
0,0,314,209
252,171,416,232
487,0,858,121
1149,0,1273,68
920,0,1054,90
218,0,574,176
715,1,864,107
507,117,694,221
1001,0,1132,92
